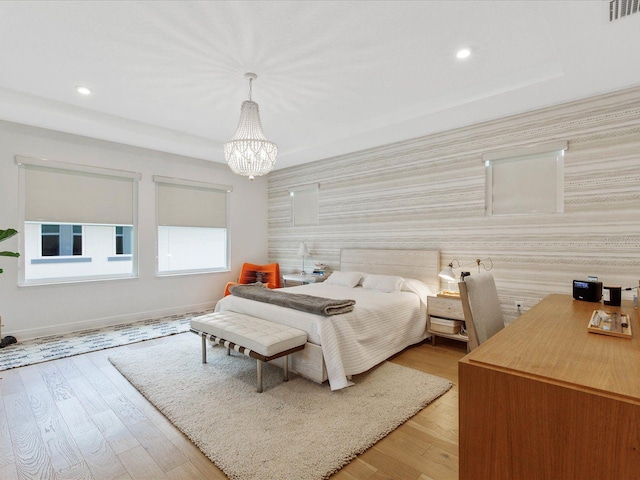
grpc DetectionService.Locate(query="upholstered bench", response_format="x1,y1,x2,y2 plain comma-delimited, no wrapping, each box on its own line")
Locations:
190,311,307,392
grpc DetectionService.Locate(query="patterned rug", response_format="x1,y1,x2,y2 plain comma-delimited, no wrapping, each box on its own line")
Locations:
0,308,214,371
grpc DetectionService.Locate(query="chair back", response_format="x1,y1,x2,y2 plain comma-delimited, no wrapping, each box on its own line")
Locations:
458,273,505,351
238,262,281,289
224,263,281,297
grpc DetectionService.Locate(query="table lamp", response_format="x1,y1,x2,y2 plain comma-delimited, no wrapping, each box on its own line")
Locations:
297,242,310,275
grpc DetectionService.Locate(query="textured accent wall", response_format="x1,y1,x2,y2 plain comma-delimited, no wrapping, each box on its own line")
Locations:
268,86,640,322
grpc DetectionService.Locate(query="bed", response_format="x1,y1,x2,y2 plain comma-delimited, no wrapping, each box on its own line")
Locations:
214,248,440,390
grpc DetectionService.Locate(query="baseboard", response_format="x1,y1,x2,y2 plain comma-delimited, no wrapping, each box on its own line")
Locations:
6,301,218,341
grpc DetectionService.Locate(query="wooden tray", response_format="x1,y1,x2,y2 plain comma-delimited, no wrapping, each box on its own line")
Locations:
587,310,632,338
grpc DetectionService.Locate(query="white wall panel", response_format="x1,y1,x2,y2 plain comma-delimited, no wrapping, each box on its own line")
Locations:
268,86,640,323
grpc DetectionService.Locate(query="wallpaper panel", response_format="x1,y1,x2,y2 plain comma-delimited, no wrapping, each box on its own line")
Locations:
268,86,640,322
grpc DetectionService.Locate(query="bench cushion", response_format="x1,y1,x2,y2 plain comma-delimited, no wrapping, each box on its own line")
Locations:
190,311,307,357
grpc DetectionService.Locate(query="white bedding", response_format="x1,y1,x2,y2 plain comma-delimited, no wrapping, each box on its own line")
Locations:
214,282,429,390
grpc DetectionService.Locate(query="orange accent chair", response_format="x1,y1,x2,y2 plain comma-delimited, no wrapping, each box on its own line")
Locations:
224,262,281,296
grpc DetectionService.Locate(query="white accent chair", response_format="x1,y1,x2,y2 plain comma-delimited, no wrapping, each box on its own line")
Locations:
458,273,505,351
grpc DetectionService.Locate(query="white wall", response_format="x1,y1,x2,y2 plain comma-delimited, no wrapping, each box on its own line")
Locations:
0,121,268,339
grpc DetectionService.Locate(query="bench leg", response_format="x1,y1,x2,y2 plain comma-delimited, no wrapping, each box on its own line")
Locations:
257,359,263,393
283,355,289,382
201,334,207,363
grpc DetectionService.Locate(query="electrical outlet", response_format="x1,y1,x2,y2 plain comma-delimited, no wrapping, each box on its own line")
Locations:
515,300,524,309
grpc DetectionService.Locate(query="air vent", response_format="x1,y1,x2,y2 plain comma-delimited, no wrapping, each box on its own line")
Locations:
609,0,640,21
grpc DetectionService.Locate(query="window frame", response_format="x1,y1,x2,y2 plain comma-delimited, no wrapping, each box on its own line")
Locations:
16,155,140,285
114,225,133,256
41,223,61,257
483,141,567,216
289,183,319,226
153,175,232,276
40,223,83,257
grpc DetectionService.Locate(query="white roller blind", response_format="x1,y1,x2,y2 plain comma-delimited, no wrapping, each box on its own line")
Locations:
290,184,319,226
484,142,566,216
491,154,559,215
154,176,229,228
19,158,139,225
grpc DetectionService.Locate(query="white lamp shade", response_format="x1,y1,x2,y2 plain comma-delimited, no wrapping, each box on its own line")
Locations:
438,266,457,282
297,242,310,257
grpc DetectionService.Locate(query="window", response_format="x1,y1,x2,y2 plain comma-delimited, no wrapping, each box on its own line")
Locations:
483,141,567,216
115,226,133,255
154,176,231,274
41,224,60,256
41,224,82,256
290,184,319,226
16,155,140,284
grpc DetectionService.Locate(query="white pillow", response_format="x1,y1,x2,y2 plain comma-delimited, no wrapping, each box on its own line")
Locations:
325,271,363,288
401,278,434,299
362,274,404,293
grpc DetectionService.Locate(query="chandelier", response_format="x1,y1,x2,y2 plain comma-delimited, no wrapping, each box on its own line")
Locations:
224,73,278,180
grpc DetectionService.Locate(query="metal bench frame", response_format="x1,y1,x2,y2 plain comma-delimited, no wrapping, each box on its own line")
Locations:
190,328,305,392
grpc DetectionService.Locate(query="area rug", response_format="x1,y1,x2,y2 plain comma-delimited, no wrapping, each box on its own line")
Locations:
0,308,214,371
109,333,452,480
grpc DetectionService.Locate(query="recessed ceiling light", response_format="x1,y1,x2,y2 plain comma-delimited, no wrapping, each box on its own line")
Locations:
456,48,471,59
76,86,92,95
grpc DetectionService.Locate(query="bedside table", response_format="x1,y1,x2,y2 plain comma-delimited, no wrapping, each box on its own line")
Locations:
282,273,327,287
427,294,469,348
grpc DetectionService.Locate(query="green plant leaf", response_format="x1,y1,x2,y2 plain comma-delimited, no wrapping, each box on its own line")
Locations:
0,229,18,242
0,229,19,274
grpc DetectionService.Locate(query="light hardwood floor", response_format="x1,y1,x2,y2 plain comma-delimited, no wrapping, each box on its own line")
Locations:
0,334,467,480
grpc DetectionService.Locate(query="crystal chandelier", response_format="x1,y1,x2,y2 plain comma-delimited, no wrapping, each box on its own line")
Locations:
224,73,278,180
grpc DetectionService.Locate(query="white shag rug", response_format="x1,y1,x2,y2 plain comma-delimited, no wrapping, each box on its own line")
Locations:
109,333,452,480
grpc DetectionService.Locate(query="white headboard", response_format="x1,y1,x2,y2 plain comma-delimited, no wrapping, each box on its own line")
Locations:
340,248,440,294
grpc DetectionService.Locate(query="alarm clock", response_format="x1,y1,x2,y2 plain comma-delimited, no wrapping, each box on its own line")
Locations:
573,280,603,302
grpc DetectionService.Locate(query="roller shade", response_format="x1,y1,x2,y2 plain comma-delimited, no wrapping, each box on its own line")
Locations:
290,184,319,226
154,176,230,228
490,154,559,215
483,142,566,216
18,157,139,225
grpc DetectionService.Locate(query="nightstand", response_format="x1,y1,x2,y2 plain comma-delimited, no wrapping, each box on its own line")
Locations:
427,294,469,348
282,273,327,287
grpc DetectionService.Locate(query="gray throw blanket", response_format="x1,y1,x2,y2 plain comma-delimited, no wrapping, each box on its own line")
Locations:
230,285,356,316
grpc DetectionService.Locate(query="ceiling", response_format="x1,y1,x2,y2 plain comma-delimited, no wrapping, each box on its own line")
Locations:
0,1,639,171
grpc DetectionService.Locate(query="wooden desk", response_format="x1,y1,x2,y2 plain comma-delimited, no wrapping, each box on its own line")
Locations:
459,294,640,480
